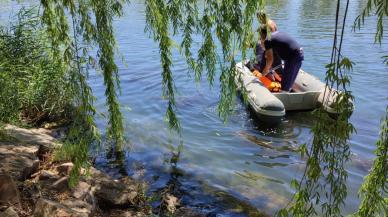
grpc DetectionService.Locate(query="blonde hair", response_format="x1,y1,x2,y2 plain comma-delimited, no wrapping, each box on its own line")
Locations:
257,10,267,24
257,11,277,32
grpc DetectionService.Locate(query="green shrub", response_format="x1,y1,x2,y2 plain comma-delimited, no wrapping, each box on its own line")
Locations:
0,7,100,186
0,8,73,126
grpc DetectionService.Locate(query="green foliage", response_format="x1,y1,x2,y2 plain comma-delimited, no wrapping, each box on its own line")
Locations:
2,2,386,211
353,108,388,217
54,117,98,186
354,0,388,44
39,0,127,150
145,0,264,124
352,1,388,216
145,0,180,131
278,1,356,216
37,0,130,184
0,7,72,126
0,0,128,185
0,6,101,185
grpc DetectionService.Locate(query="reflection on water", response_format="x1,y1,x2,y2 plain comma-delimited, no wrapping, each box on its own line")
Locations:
235,170,285,184
235,131,299,152
1,0,386,216
253,161,289,168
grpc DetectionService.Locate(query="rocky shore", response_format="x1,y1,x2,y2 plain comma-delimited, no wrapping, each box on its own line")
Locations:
0,125,204,217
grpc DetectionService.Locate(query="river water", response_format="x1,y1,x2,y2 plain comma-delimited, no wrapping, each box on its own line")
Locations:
1,0,387,216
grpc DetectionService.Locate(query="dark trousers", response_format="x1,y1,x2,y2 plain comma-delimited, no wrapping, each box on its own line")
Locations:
282,50,304,91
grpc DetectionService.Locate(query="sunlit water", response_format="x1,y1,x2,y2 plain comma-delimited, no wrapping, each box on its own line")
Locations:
1,0,387,216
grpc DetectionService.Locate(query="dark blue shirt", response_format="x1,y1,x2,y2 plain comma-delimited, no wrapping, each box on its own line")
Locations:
264,31,301,61
255,42,282,71
255,42,265,62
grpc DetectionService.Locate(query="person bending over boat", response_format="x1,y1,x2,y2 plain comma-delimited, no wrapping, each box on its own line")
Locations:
247,41,281,73
260,25,304,92
246,13,281,74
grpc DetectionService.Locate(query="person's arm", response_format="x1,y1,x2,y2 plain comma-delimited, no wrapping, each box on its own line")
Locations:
263,48,273,76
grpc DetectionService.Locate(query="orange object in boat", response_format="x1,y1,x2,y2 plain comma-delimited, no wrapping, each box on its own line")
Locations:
260,75,273,87
252,70,281,92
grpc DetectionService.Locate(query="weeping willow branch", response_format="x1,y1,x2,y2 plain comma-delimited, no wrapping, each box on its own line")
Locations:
353,108,388,217
352,0,388,216
145,0,263,125
145,0,180,131
36,0,128,184
278,1,355,216
354,0,388,44
92,0,125,150
40,0,126,142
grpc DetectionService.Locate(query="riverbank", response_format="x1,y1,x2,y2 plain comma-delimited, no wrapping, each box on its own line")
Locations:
0,125,205,217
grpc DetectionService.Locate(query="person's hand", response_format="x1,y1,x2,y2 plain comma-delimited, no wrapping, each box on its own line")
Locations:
253,70,262,77
269,72,275,81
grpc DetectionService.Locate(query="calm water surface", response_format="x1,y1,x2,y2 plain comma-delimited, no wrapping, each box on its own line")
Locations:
1,0,387,216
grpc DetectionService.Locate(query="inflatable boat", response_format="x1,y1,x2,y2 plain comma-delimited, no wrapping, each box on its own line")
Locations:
235,62,347,124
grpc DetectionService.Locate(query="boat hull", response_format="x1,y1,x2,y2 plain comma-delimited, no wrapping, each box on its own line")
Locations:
235,62,285,124
235,62,350,124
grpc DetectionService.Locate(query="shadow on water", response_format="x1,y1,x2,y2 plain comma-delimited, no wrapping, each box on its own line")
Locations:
95,141,270,216
238,92,317,128
236,130,299,152
239,99,316,143
103,141,129,176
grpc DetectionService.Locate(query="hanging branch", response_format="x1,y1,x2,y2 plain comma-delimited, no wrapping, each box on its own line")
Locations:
145,0,262,124
37,0,128,184
278,1,355,216
354,108,388,217
354,0,388,44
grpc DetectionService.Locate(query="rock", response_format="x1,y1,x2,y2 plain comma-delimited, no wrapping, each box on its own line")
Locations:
90,169,138,208
164,194,180,214
44,127,67,140
62,199,93,216
33,198,86,217
113,210,148,217
3,125,60,150
72,181,91,199
0,174,21,209
85,167,103,180
173,207,206,217
56,163,73,176
38,170,59,180
19,159,39,181
36,145,52,161
1,125,62,162
95,180,138,208
0,207,19,217
79,168,86,176
119,176,135,186
21,182,41,202
0,142,39,179
51,176,69,192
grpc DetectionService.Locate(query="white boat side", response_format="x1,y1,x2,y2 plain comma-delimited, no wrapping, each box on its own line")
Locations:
235,62,285,124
